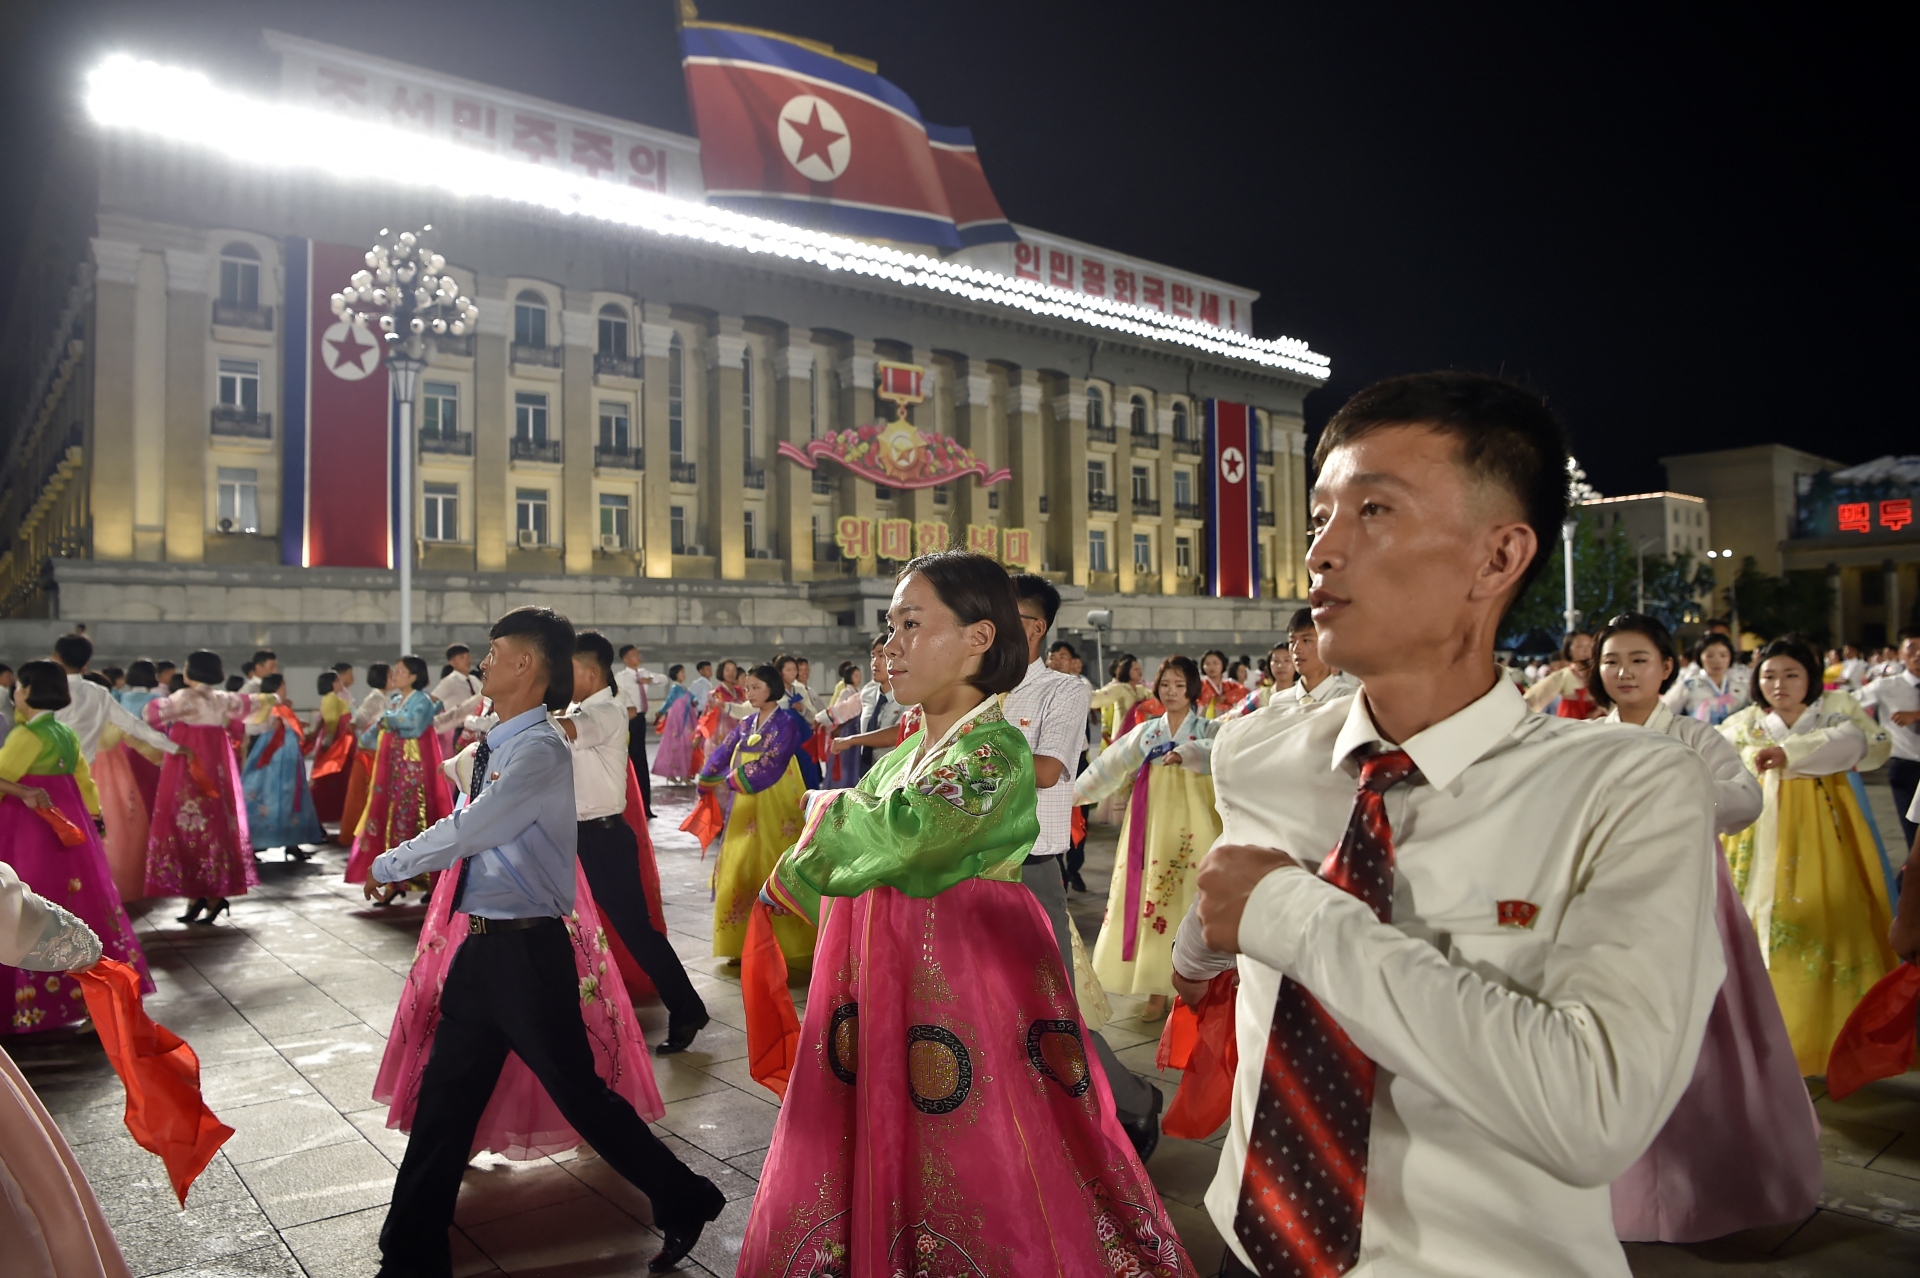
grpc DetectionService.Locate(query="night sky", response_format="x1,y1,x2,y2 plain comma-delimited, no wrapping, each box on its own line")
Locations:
4,1,1906,495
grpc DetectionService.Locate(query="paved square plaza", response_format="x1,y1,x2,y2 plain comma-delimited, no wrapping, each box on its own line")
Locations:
7,776,1918,1277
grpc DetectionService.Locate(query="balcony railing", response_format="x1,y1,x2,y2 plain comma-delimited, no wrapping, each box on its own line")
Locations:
743,465,767,490
1132,497,1161,516
1258,509,1276,527
1172,437,1203,458
1130,428,1159,449
432,332,475,357
594,352,642,379
594,445,643,470
1256,449,1275,467
511,342,563,368
419,430,473,456
1038,494,1050,514
1088,491,1119,513
1086,422,1118,445
510,437,562,464
211,300,273,330
1175,501,1205,521
671,460,698,484
811,472,835,496
210,405,271,438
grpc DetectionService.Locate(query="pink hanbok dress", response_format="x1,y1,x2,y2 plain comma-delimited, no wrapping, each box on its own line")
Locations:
142,686,265,900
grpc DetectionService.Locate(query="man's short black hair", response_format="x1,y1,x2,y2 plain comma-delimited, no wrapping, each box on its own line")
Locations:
617,643,637,659
53,633,92,670
491,605,575,711
696,659,713,671
1048,639,1078,658
1315,371,1570,606
331,661,354,674
155,660,176,674
259,672,285,696
574,629,617,691
16,661,72,711
1899,625,1920,644
1010,572,1061,629
1287,607,1315,636
251,649,277,666
445,643,470,660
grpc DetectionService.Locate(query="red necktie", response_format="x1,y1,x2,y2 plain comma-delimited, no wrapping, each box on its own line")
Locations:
1235,747,1417,1276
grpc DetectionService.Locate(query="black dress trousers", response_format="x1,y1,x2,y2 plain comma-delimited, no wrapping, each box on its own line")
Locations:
377,919,711,1278
627,716,655,816
576,817,707,1027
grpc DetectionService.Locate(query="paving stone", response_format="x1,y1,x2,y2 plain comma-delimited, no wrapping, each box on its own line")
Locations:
460,1191,662,1271
146,1241,307,1278
109,1192,283,1278
233,1138,399,1229
655,1086,779,1160
347,1106,415,1166
451,1155,597,1227
217,1093,364,1164
90,1154,254,1229
199,1053,317,1110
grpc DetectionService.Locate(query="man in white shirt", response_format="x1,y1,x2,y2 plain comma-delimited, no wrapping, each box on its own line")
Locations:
1177,372,1722,1278
687,661,715,712
238,648,279,736
1861,626,1920,847
1268,607,1359,710
50,634,178,763
1839,643,1871,691
430,644,485,752
614,644,665,819
1004,574,1163,1159
557,632,708,1054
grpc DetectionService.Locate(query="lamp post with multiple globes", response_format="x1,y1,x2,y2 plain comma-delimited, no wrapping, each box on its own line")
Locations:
329,227,477,654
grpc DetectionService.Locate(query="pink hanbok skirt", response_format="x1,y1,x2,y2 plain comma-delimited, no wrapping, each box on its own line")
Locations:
344,731,450,884
737,878,1194,1277
1611,856,1824,1241
92,745,151,902
0,775,152,1034
372,861,664,1158
0,1044,131,1276
651,696,697,781
143,723,255,900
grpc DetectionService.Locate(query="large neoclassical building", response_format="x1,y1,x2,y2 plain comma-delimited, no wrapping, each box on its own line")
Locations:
0,30,1328,665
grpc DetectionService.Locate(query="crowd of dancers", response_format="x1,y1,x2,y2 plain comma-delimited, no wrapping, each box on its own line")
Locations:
3,368,1919,1277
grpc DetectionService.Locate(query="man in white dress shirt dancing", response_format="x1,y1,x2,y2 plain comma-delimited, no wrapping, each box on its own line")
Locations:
1177,371,1724,1277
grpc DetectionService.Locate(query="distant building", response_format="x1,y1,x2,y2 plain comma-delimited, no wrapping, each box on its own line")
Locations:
1577,490,1712,559
1661,444,1838,578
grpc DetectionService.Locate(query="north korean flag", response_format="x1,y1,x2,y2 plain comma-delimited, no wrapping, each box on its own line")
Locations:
680,23,1017,249
1206,401,1259,599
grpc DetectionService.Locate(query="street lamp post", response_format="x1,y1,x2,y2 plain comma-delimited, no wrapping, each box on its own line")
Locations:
1635,535,1663,614
1561,517,1581,639
329,227,478,655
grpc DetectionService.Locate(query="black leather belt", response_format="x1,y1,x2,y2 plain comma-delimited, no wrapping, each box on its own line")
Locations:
467,916,557,935
579,815,624,829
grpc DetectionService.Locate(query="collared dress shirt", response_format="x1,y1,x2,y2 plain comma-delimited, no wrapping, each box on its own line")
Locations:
1604,701,1763,836
688,675,714,712
431,671,484,734
1859,668,1920,762
1001,657,1094,858
352,688,389,735
1266,669,1360,711
1174,678,1723,1278
615,664,664,717
557,686,630,820
57,674,177,762
372,707,578,920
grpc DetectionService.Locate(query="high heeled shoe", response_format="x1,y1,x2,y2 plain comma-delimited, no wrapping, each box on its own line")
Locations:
176,898,208,924
196,898,231,924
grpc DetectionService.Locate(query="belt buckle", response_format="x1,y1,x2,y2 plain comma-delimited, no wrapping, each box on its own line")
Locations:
467,916,488,936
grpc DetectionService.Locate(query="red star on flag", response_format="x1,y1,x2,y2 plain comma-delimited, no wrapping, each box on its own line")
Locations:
329,323,374,373
786,102,845,170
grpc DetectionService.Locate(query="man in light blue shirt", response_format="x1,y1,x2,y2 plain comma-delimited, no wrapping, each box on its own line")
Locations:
371,607,721,1278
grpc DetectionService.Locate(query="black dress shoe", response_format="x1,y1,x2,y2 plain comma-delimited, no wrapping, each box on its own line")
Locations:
649,1178,725,1272
1119,1080,1163,1163
176,898,208,924
655,1012,710,1056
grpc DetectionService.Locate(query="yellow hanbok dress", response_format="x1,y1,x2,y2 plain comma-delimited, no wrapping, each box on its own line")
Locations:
1720,690,1896,1074
700,705,812,963
1074,711,1221,998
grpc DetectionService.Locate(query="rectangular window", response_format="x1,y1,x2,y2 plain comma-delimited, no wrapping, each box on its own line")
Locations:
217,358,260,412
933,483,950,507
514,302,546,348
514,391,549,443
742,355,755,456
598,401,630,451
668,341,685,459
1257,478,1270,512
1133,532,1153,573
598,493,630,549
423,483,458,542
1175,536,1194,576
1087,459,1108,495
597,314,628,358
1173,469,1192,507
743,508,759,553
1088,529,1110,573
422,382,458,438
219,258,259,308
216,467,259,533
670,504,687,554
515,488,549,545
1131,465,1151,503
875,485,894,502
809,368,820,439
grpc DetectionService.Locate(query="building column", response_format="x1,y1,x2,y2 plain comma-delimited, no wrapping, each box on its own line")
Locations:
89,240,142,561
1006,370,1045,573
1045,377,1090,583
1886,559,1901,641
559,304,595,574
1828,562,1845,647
473,280,509,571
777,339,814,581
1280,416,1310,599
708,319,746,580
836,341,877,575
638,311,674,578
952,363,997,549
162,249,209,563
898,351,938,548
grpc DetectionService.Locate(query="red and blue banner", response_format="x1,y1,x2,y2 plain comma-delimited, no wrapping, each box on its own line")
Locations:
281,238,391,569
1206,400,1258,598
680,23,1018,249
